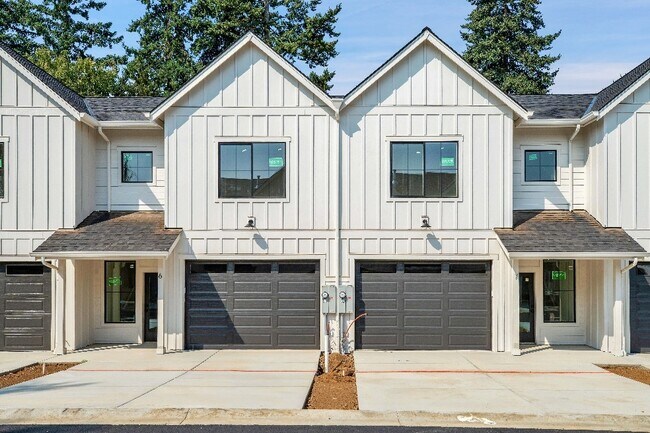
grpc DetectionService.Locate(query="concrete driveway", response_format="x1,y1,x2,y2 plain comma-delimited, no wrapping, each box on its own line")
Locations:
0,346,319,409
0,351,52,374
355,347,650,416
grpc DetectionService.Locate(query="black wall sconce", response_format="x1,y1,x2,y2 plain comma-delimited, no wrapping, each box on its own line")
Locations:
421,215,431,229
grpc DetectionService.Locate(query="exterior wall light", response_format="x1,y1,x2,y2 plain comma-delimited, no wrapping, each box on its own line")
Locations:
421,215,431,229
244,216,256,228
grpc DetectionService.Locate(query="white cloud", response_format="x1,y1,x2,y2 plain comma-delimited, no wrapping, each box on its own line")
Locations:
552,62,638,94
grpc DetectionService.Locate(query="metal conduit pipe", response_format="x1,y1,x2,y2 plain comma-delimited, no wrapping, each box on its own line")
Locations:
97,127,112,211
568,125,581,211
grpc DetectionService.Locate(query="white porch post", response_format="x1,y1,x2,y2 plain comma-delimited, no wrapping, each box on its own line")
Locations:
53,259,66,355
510,258,521,356
156,258,165,354
612,259,628,356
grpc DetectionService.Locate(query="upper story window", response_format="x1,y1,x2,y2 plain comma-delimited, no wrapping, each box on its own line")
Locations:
390,141,458,198
525,150,556,182
219,142,286,198
122,151,153,183
0,141,4,199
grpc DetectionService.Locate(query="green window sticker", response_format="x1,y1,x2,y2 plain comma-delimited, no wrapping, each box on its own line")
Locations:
268,157,284,168
551,271,567,281
528,153,538,161
107,276,122,286
0,159,3,168
441,157,455,167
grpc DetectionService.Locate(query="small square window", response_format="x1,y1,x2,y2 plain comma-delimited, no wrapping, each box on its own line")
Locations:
525,150,557,182
122,151,153,183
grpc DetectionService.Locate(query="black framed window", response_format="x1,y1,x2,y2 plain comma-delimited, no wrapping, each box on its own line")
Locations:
105,261,136,323
543,259,575,323
122,151,153,183
525,150,557,182
219,142,286,198
0,141,5,199
391,141,458,198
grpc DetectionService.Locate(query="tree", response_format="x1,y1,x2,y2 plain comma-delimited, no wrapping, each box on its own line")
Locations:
0,0,43,55
29,47,121,96
123,0,199,96
189,0,341,91
461,0,561,94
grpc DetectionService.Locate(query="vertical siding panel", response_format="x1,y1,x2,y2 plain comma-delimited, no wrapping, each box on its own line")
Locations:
456,114,472,229
395,59,410,106
378,70,395,106
16,74,32,107
48,116,63,229
380,114,394,229
637,113,650,228
268,61,283,107
411,45,426,106
175,116,191,228
441,57,457,106
488,114,502,228
1,60,17,106
62,117,76,227
283,115,297,228
472,115,486,229
32,115,48,229
222,58,237,106
348,115,364,229
298,115,313,229
283,74,299,107
252,46,268,107
364,115,380,229
620,112,636,228
313,115,329,229
191,116,207,230
207,116,221,229
237,45,253,107
1,115,17,229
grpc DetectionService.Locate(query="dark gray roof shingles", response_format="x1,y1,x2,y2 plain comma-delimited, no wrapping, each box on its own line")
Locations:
85,97,166,121
591,56,650,112
0,41,91,115
511,94,596,119
33,211,181,254
495,210,646,254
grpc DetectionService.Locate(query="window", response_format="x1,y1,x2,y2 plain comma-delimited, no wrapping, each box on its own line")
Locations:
219,143,286,198
525,150,556,182
105,261,136,323
543,259,575,323
391,141,458,198
6,264,43,275
122,151,153,183
0,141,5,199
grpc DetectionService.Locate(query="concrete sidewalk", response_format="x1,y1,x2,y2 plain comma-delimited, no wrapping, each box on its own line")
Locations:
0,351,53,374
0,346,319,410
355,347,650,416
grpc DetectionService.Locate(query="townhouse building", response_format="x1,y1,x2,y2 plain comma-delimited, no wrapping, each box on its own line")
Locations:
0,28,648,356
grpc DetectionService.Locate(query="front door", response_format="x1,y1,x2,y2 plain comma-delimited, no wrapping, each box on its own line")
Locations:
519,273,535,344
144,273,158,342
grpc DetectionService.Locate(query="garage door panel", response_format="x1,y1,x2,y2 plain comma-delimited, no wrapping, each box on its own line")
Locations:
185,261,319,349
2,314,47,329
356,261,491,350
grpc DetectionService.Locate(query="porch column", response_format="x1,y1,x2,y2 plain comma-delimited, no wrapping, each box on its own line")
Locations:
64,259,77,351
611,259,628,356
156,259,165,354
510,258,521,356
53,259,66,355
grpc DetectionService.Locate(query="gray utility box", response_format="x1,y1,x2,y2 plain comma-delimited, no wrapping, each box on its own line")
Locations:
321,285,337,314
337,284,354,314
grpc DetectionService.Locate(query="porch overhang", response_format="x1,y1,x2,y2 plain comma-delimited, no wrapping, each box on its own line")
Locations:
31,211,182,260
495,210,647,260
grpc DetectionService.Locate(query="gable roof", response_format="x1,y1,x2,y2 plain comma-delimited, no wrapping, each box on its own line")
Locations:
340,27,530,119
151,33,337,119
0,41,91,117
512,94,596,120
588,56,650,114
85,97,166,122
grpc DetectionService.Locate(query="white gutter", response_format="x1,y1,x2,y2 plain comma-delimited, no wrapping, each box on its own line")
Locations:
568,125,581,211
97,127,112,212
99,121,162,130
621,258,639,274
507,251,646,259
31,250,173,259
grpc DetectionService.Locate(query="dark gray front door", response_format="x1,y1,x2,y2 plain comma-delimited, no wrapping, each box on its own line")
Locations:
355,261,491,350
144,273,158,342
185,261,320,349
519,273,535,343
630,263,650,353
0,263,51,351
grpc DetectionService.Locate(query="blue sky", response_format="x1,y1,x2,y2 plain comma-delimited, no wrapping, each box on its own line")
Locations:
98,0,650,95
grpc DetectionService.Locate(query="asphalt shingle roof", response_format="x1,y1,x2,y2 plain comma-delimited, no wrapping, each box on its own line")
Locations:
0,41,91,115
495,210,646,254
85,97,166,121
590,56,650,112
33,211,181,254
511,94,596,119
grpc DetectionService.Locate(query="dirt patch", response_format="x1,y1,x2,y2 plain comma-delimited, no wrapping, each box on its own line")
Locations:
0,363,79,389
601,365,650,386
305,352,358,410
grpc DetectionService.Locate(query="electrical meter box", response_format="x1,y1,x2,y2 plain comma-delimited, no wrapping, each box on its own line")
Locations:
320,285,337,314
337,285,354,314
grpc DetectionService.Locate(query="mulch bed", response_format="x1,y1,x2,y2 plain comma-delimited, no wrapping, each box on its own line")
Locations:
305,352,358,410
0,363,79,389
601,365,650,386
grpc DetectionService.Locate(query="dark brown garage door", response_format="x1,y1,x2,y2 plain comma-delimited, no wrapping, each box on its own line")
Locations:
355,261,491,350
0,263,51,351
185,261,320,349
630,263,650,353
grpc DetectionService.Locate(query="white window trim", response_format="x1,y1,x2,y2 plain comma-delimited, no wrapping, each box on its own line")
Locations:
519,143,563,187
214,136,292,203
0,137,8,203
117,146,158,187
384,135,464,203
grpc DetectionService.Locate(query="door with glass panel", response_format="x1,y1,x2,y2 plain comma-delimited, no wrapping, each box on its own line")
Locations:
519,273,535,343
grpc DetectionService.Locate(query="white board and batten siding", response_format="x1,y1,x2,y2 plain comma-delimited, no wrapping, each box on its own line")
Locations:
95,129,165,211
513,127,587,210
164,41,338,274
585,79,650,251
0,55,91,257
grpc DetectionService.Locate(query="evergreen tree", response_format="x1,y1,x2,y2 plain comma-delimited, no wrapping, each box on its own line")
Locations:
123,0,199,96
189,0,341,91
461,0,561,94
0,0,43,54
30,47,121,96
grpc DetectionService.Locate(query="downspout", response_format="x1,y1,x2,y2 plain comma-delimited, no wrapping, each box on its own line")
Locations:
568,125,581,211
97,127,111,212
334,102,343,354
618,257,639,356
621,257,638,274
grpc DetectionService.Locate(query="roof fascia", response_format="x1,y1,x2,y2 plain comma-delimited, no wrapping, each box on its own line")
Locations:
517,119,581,128
507,251,646,259
594,69,650,120
151,33,336,120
